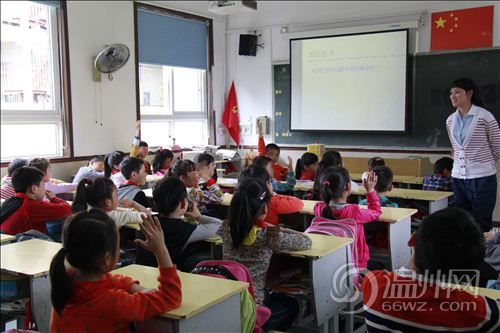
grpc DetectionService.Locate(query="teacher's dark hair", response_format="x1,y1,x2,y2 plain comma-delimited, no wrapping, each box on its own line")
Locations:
451,78,484,108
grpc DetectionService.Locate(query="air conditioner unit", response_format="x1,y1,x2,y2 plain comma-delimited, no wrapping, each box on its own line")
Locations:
208,1,257,15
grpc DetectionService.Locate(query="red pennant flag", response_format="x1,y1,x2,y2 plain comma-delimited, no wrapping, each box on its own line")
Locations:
222,81,240,145
431,6,493,51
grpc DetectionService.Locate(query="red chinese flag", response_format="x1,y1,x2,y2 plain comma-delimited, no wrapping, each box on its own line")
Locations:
222,81,240,145
431,6,493,51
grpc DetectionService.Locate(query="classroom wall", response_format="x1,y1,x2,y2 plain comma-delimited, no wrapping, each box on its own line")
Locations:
66,1,226,156
220,0,499,145
220,1,500,221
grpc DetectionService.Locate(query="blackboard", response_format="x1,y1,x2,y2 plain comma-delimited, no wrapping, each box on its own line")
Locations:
273,48,500,150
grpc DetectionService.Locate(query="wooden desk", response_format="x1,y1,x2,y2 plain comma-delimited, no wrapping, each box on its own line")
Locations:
350,173,424,187
351,187,453,214
442,283,500,300
217,177,315,192
0,233,15,245
1,239,62,332
113,264,248,332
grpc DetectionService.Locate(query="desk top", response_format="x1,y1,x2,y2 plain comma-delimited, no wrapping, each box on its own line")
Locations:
281,233,352,259
221,193,415,223
206,233,351,260
352,188,453,202
1,239,62,277
143,188,153,197
443,283,500,300
0,234,16,244
113,264,248,320
350,173,424,185
145,175,164,183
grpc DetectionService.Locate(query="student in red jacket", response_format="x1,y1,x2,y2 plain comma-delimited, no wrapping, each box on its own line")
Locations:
362,207,500,332
0,167,72,235
238,165,303,225
50,209,182,332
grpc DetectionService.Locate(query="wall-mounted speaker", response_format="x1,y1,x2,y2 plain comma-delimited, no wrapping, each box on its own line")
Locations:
239,34,257,56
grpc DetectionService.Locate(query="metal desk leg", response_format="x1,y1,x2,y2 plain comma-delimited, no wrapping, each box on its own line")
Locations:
388,217,411,271
31,275,52,333
311,247,349,330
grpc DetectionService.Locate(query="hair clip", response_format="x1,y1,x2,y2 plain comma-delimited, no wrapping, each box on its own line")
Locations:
323,180,330,187
260,191,266,201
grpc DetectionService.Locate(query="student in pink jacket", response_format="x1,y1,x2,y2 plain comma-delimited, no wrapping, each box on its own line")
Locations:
313,166,381,269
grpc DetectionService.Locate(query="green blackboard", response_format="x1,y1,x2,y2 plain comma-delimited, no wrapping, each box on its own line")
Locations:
273,48,500,150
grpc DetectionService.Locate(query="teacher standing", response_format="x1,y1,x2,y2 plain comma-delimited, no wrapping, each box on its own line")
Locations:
446,78,500,232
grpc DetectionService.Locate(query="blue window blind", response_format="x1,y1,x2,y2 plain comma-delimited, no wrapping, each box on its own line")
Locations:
31,0,60,8
137,9,208,70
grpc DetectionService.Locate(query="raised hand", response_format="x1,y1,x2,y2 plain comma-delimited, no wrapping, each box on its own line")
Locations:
363,171,378,193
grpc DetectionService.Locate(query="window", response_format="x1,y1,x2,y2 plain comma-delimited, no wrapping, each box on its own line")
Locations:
136,4,211,148
1,1,70,161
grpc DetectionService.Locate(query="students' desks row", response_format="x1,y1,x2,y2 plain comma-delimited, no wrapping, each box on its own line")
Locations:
351,187,453,214
217,192,416,271
217,178,452,215
0,239,248,333
142,188,417,270
0,237,353,332
350,173,424,186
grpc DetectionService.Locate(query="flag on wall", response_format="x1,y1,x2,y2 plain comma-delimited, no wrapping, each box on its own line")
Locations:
222,81,240,146
430,6,493,51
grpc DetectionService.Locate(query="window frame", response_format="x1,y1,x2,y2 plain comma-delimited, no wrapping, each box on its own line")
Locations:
133,2,214,147
0,0,73,165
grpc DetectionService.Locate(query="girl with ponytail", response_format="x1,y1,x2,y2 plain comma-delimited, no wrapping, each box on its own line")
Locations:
104,150,126,187
152,148,174,176
72,177,149,228
313,166,382,269
217,179,311,331
50,209,182,332
295,152,319,181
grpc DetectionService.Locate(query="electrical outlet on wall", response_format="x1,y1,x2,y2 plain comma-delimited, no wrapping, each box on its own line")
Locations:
240,124,251,136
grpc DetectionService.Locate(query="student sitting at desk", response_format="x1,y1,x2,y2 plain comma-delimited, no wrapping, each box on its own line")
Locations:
218,179,311,331
130,120,152,175
72,155,105,184
117,157,151,209
152,148,174,176
257,122,293,181
422,156,453,191
171,159,224,219
253,156,296,192
0,167,72,235
239,165,304,225
362,207,500,332
314,166,381,270
295,152,319,181
72,178,150,228
361,156,385,181
0,158,28,200
359,166,398,208
310,150,359,200
50,210,181,332
29,157,78,195
104,150,126,187
136,177,221,271
194,153,225,202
